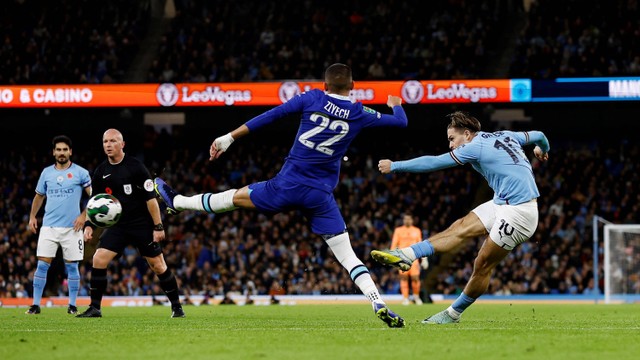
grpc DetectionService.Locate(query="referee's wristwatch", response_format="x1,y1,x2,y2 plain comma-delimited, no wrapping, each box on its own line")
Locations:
153,223,164,231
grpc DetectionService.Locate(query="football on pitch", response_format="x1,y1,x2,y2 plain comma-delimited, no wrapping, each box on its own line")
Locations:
86,193,122,227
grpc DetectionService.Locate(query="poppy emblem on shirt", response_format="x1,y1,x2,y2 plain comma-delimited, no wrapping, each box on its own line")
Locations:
67,173,73,179
105,187,112,195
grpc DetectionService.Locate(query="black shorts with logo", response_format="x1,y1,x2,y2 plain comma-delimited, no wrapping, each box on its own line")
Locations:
98,225,162,258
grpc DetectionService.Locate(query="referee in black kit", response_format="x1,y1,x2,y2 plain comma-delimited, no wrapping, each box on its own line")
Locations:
76,128,185,318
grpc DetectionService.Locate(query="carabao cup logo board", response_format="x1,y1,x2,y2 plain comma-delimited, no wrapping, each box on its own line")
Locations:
401,80,425,104
156,83,179,106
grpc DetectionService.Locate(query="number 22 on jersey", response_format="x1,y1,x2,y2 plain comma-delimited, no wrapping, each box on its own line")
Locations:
298,112,349,156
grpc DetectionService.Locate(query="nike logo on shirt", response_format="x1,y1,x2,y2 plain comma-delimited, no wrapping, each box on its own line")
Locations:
103,174,111,179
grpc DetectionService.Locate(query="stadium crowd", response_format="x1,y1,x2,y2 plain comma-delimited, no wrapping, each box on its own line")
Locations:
0,0,149,84
509,0,640,78
1,130,638,301
1,0,639,302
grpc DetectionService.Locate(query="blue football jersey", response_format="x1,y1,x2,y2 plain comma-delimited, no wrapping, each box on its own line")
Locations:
35,163,91,227
245,89,408,192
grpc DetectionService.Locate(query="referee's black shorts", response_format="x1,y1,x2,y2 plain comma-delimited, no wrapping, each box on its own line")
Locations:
98,225,162,258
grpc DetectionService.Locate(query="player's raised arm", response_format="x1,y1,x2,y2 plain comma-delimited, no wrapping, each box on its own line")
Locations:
210,124,250,160
379,153,460,174
387,95,402,108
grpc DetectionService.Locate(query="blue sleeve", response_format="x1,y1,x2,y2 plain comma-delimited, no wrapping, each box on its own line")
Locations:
525,131,550,153
35,170,46,195
245,93,305,132
391,153,459,173
511,131,550,153
381,105,408,127
82,168,92,189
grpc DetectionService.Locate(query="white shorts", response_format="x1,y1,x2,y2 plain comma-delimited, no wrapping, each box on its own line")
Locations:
37,226,84,261
471,199,538,251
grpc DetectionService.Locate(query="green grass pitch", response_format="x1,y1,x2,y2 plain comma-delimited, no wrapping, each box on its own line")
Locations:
1,303,638,360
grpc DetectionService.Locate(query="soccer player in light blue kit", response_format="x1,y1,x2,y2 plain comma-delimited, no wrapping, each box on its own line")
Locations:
155,63,408,327
371,111,550,324
27,135,92,315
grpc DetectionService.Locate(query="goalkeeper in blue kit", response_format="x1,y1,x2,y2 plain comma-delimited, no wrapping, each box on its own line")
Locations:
155,63,408,327
372,111,550,324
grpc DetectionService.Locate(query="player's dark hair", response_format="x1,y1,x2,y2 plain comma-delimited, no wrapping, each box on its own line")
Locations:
446,111,481,133
52,135,72,149
324,63,353,93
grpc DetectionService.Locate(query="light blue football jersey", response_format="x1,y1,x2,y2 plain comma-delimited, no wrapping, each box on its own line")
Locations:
35,163,91,227
392,130,549,205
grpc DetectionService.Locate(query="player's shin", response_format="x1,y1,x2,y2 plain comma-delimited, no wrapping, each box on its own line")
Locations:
157,269,181,307
65,262,80,307
32,260,51,306
325,232,384,304
174,189,238,213
89,268,108,309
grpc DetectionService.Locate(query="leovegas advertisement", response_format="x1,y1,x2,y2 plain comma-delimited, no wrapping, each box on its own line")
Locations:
0,80,515,108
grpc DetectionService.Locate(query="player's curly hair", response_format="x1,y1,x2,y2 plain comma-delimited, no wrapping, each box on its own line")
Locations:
446,111,481,133
52,135,72,149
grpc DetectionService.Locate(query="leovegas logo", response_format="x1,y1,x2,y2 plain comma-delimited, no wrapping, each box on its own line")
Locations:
156,84,253,106
426,83,498,103
156,83,179,106
401,80,425,104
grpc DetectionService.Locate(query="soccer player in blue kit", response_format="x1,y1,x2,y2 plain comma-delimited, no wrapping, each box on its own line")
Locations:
155,63,408,327
371,111,550,324
27,135,92,315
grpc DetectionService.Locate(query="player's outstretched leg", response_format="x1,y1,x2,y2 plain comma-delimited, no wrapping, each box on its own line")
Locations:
154,178,180,214
422,309,459,324
373,303,405,328
370,249,412,271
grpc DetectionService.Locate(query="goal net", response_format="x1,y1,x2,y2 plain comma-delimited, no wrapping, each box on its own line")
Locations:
603,224,640,304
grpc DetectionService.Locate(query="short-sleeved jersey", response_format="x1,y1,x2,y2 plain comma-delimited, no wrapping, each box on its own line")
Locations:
245,89,407,193
90,155,156,227
391,225,422,249
451,131,539,205
35,163,91,227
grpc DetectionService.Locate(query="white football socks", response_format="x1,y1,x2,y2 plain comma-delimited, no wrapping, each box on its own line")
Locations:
400,247,417,262
174,189,238,213
326,233,385,305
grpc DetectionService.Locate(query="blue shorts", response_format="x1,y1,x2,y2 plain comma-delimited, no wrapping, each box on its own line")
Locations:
248,176,346,235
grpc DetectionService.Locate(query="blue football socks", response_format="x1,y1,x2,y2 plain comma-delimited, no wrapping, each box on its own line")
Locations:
65,262,81,307
32,260,51,306
410,239,435,259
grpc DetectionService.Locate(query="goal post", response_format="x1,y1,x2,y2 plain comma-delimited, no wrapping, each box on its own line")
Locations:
603,224,640,304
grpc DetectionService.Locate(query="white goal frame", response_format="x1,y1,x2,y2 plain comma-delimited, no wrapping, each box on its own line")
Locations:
603,223,640,304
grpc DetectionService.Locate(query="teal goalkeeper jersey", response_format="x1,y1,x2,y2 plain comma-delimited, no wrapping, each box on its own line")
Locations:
35,163,91,227
391,130,549,205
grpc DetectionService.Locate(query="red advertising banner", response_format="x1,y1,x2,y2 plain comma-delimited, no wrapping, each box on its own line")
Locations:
0,80,514,108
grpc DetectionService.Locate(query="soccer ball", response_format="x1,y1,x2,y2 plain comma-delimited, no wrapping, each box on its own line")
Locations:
86,193,122,228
